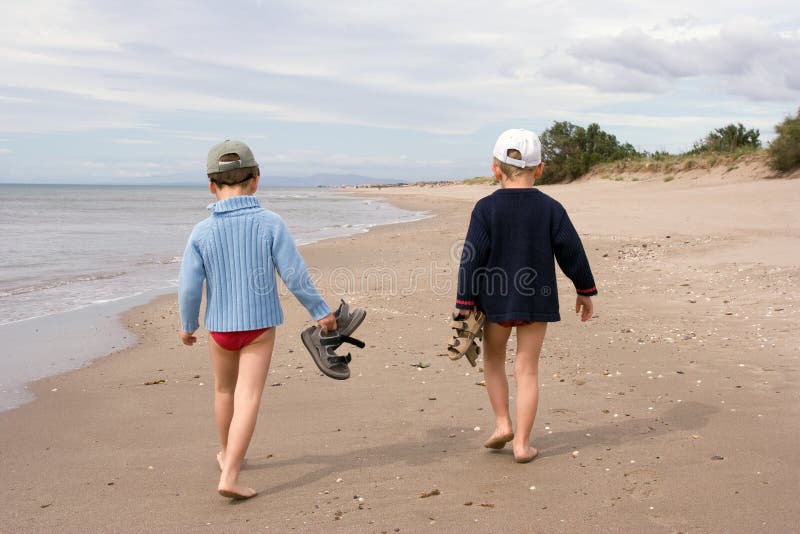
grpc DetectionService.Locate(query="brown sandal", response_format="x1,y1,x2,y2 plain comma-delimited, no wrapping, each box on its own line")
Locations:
447,310,485,367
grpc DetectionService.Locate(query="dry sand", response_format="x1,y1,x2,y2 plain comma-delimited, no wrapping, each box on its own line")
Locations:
1,173,799,532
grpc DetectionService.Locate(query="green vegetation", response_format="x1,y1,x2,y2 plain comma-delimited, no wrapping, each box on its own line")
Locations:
690,123,761,153
539,121,641,184
590,149,761,177
462,176,495,185
768,107,800,172
534,118,785,183
455,109,798,185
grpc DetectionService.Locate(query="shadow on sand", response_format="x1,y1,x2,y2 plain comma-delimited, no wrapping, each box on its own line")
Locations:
230,401,715,500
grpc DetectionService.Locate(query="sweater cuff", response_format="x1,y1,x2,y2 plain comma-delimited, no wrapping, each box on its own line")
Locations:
576,286,598,296
181,320,199,333
455,299,476,310
307,301,333,322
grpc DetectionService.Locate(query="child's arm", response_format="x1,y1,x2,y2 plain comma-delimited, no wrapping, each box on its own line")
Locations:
456,208,490,313
270,217,332,323
178,228,206,345
552,211,597,321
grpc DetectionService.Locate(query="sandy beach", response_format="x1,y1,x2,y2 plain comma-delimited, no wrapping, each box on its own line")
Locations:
2,173,799,532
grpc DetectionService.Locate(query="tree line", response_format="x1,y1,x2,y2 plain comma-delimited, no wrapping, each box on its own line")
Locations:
538,107,800,184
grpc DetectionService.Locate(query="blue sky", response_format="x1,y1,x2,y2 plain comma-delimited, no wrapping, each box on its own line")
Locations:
1,0,798,184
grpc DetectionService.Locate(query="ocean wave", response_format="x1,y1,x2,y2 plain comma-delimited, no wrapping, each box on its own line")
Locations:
0,271,128,297
269,194,312,200
136,256,181,266
92,291,144,304
0,279,177,326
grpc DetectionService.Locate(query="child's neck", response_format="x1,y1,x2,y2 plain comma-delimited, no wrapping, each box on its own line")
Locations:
215,186,253,201
501,177,535,189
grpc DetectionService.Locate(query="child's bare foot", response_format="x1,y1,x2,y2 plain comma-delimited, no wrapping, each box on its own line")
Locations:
484,430,515,449
218,481,257,500
216,451,224,472
513,446,538,464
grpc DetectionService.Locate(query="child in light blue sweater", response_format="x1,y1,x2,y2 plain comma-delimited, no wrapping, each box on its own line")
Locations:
179,140,336,499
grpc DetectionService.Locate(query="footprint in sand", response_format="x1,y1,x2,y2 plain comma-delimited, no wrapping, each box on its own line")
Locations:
623,469,660,500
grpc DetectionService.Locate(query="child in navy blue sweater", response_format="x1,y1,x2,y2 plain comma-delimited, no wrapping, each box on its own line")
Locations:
456,129,597,463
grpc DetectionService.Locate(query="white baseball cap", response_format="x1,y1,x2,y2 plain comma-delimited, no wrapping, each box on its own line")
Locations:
493,128,542,168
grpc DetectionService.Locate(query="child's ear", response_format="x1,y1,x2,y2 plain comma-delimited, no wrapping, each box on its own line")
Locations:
250,175,260,193
533,162,544,180
491,162,503,181
209,181,217,194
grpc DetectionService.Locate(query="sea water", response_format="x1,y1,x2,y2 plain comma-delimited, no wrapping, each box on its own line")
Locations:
0,184,426,410
0,184,425,325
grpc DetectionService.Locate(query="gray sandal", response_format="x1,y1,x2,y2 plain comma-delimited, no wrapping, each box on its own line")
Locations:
301,300,366,380
333,299,366,337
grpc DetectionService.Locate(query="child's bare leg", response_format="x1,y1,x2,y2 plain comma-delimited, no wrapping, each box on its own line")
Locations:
217,329,275,499
209,338,240,470
512,322,547,461
482,322,514,448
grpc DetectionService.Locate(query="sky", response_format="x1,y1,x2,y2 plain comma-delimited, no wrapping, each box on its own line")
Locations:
0,0,798,184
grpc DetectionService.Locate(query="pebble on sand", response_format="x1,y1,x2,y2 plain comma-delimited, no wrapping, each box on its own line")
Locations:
144,379,166,386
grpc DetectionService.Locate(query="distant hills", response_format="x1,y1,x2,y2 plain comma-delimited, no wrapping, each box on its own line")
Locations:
6,172,410,187
134,172,407,188
263,173,407,187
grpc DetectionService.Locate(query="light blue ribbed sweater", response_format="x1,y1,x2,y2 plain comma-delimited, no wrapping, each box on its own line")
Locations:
178,195,331,333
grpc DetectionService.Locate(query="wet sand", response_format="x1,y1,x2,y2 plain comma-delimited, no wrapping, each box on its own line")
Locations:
1,174,799,532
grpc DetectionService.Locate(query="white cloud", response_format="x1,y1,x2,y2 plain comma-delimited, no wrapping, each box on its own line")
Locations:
0,94,35,103
81,161,107,168
552,19,800,101
540,58,669,94
114,139,155,145
0,148,11,155
0,0,798,180
263,148,457,172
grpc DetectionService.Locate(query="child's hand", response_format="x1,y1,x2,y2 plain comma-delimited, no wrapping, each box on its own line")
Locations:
180,330,197,346
575,296,593,322
318,313,337,333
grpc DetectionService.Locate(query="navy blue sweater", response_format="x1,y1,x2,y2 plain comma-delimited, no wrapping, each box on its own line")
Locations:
456,188,597,323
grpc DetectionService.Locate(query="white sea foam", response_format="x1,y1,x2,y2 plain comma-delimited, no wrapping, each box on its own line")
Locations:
0,185,426,325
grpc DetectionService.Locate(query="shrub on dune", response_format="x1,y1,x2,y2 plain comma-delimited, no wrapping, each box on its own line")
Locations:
768,107,800,172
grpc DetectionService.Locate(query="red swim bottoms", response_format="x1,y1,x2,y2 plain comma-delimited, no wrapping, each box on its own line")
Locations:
210,328,269,351
496,320,535,328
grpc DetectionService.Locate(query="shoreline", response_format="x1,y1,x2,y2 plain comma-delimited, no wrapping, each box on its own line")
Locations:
0,190,430,413
2,177,799,532
0,287,175,412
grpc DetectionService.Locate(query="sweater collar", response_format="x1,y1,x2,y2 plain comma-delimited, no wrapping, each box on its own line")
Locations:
207,195,261,213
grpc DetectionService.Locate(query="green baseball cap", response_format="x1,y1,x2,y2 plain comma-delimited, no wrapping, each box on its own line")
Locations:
206,140,259,174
